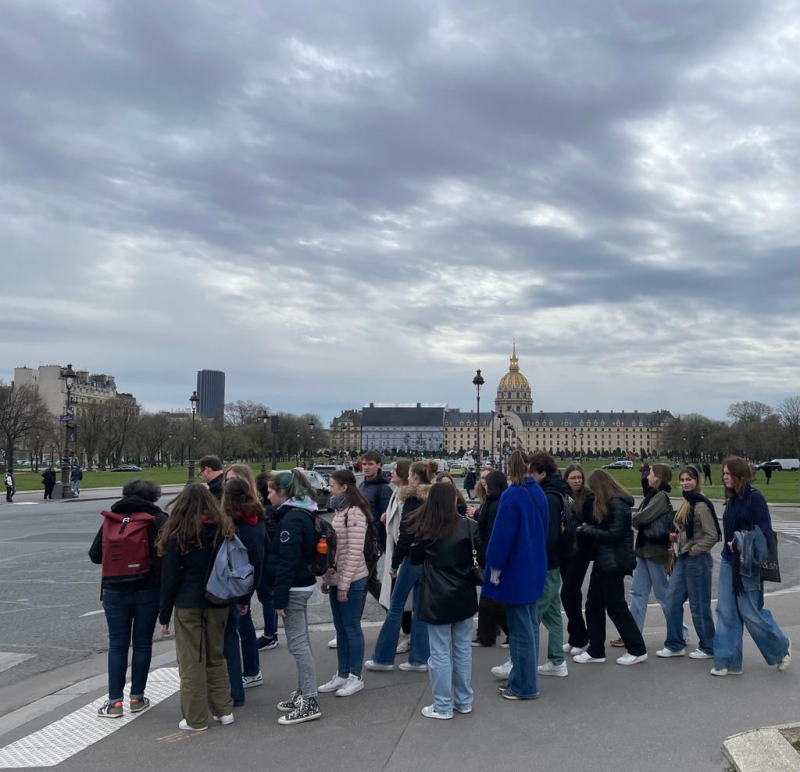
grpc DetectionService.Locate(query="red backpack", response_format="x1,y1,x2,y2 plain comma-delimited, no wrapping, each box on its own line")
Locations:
100,511,156,583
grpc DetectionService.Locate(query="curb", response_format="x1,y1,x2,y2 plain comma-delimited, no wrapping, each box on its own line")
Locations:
724,723,800,771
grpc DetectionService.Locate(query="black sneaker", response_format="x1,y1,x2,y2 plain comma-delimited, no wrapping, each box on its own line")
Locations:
277,690,301,712
129,697,150,714
258,635,279,651
501,688,539,701
277,696,321,725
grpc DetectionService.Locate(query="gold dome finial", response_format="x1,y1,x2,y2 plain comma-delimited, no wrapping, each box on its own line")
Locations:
509,340,519,371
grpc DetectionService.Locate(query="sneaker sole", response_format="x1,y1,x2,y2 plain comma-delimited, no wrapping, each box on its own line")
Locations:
335,685,364,697
278,712,322,725
501,691,539,701
656,651,686,658
97,712,123,719
243,681,264,689
538,670,568,677
129,706,150,714
454,706,473,714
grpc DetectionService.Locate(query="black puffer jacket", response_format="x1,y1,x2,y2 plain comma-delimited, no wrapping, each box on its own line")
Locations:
539,473,568,570
360,475,392,553
410,517,485,625
477,496,500,548
267,505,316,609
580,495,636,575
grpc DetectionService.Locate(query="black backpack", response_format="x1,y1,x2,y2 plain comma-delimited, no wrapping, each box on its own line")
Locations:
304,512,337,577
363,516,380,564
556,493,579,559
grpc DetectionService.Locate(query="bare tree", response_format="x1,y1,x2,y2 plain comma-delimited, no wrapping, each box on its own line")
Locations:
139,413,173,466
0,382,49,469
776,396,800,457
98,399,140,467
726,401,774,423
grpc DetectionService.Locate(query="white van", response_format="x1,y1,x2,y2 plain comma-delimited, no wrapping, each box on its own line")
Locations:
757,459,800,472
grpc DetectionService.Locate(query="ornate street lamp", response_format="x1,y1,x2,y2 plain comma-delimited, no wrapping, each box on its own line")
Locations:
187,391,199,484
59,364,76,498
167,431,173,470
296,431,301,466
260,410,269,473
307,420,315,468
473,369,484,469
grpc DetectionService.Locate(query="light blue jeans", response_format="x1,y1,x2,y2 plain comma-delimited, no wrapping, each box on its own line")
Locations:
371,560,429,666
664,553,714,654
427,618,473,714
714,557,789,672
630,556,688,641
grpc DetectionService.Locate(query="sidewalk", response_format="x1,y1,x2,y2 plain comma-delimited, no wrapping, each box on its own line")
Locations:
1,593,799,772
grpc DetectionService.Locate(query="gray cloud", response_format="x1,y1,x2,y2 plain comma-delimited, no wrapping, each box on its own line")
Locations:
2,0,799,421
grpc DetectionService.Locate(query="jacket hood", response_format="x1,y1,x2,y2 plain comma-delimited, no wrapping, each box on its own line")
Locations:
612,494,636,507
110,497,165,516
540,473,568,497
397,483,432,503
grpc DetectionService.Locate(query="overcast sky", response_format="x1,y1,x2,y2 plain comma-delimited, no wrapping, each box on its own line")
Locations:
2,0,799,423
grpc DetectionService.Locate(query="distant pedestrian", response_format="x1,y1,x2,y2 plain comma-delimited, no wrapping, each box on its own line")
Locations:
198,455,224,500
410,482,485,719
656,465,720,661
764,465,773,485
463,468,477,500
357,451,392,610
157,484,236,731
42,467,57,500
220,476,266,706
712,457,791,677
5,470,15,502
639,462,651,497
435,472,468,515
318,470,370,698
702,461,713,486
484,450,548,700
71,464,83,495
89,480,168,718
576,470,646,665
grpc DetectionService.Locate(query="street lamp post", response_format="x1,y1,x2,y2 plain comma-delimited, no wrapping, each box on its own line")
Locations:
296,432,301,466
473,369,484,469
307,420,315,468
260,410,269,473
699,434,705,464
579,430,584,462
167,432,173,470
59,364,76,499
187,391,199,484
494,410,504,467
34,432,41,472
502,419,510,472
271,415,280,471
682,436,687,464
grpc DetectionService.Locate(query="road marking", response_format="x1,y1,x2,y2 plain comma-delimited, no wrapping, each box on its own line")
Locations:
0,653,34,674
0,667,181,768
774,522,800,538
79,610,104,618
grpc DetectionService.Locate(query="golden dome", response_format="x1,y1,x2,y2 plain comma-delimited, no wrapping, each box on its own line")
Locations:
498,343,530,391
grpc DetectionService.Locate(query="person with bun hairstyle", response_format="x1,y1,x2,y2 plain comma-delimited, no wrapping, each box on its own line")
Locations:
575,470,646,666
711,457,791,676
220,477,267,704
266,470,322,725
657,465,720,660
157,484,237,731
318,470,370,697
484,450,548,700
366,460,436,673
379,460,414,654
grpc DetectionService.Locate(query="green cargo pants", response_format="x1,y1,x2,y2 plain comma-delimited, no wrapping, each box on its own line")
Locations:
537,568,564,666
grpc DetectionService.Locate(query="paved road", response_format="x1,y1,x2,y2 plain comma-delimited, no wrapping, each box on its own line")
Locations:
1,483,799,690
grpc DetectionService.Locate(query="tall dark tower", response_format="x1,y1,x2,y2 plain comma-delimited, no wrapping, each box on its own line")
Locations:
197,370,225,419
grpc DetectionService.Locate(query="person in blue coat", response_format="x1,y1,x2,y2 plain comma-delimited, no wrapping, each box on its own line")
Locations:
483,450,548,700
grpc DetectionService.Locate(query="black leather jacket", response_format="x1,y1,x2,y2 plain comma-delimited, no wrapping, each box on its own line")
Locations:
580,495,636,575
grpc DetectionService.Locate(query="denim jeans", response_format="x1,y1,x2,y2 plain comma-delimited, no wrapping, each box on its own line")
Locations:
236,606,261,677
630,556,688,640
505,601,540,699
223,605,245,705
427,618,473,714
714,557,790,671
102,587,160,700
72,480,81,494
283,591,318,697
329,577,366,678
664,553,715,654
371,560,429,666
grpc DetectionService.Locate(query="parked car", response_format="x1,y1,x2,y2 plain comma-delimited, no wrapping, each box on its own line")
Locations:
601,460,633,470
449,463,466,477
301,469,332,511
110,464,143,472
382,462,396,482
756,459,800,472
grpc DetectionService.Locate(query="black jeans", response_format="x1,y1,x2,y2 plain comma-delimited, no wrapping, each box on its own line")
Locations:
476,595,508,645
640,480,649,497
586,570,646,658
560,547,592,648
360,558,382,617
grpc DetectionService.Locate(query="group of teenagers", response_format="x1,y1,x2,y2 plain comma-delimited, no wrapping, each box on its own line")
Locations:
89,449,791,730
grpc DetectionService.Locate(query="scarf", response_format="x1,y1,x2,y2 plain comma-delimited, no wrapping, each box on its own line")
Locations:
330,494,349,511
640,482,671,510
235,510,260,526
285,496,319,513
682,491,721,541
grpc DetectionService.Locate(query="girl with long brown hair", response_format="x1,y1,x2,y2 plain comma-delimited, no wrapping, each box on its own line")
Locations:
157,484,236,731
712,457,790,676
575,470,646,666
318,470,370,697
409,483,485,719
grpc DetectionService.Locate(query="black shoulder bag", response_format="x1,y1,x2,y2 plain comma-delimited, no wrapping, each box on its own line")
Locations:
467,520,485,587
749,493,781,583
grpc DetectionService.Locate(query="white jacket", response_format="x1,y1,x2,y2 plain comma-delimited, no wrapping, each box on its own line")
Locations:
379,487,413,611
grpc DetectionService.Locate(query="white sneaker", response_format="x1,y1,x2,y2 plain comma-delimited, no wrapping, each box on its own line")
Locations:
335,674,364,697
538,661,568,677
399,662,427,672
178,719,208,732
327,637,337,649
569,644,589,657
396,633,410,654
318,674,348,693
491,659,513,678
421,704,453,720
242,671,263,688
364,660,394,672
688,649,712,660
778,639,792,672
656,648,686,658
617,653,648,666
562,643,573,653
212,713,235,725
573,651,605,664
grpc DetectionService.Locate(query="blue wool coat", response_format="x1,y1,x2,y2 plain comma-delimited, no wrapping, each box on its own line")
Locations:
482,481,548,606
